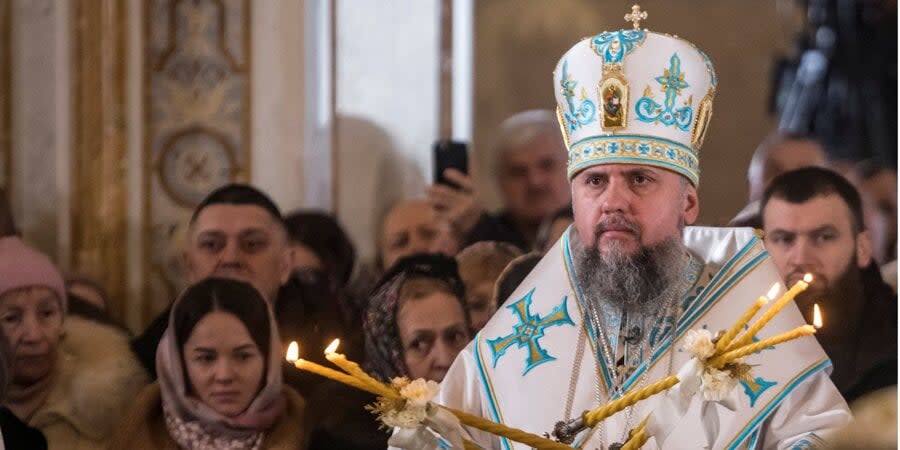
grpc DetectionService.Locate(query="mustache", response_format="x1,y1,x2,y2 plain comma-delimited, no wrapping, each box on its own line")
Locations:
593,215,642,239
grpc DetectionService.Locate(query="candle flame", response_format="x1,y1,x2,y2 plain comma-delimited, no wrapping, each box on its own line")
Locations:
813,304,823,328
766,283,780,301
803,273,813,283
286,341,299,362
325,338,340,354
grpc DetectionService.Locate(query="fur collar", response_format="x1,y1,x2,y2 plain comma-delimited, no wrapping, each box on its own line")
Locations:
30,315,149,440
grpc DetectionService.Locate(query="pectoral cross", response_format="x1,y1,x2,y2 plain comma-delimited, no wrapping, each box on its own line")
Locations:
624,4,647,30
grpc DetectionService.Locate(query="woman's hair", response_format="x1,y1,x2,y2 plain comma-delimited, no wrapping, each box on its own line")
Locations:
173,278,271,364
493,252,543,307
456,241,524,289
284,210,357,288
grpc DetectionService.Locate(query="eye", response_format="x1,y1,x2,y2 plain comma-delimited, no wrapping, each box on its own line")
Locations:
585,174,604,187
194,354,216,364
420,227,437,240
241,238,268,253
409,338,433,354
815,232,837,244
39,309,57,320
389,236,409,251
198,238,223,252
447,329,468,346
1,312,20,325
631,173,651,185
235,351,257,362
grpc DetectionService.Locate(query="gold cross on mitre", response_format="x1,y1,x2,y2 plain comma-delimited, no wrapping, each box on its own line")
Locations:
624,4,648,30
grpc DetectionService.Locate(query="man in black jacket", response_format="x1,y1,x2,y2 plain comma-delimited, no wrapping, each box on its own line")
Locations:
761,167,897,402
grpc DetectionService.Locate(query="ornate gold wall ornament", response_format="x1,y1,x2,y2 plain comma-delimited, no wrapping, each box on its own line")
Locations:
598,65,629,132
144,0,251,326
692,88,714,150
0,0,9,190
71,0,130,321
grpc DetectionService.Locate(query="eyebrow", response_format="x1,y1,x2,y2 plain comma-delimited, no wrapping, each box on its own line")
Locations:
769,224,838,236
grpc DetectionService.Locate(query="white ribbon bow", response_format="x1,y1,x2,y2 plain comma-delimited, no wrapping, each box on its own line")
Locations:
388,406,468,450
646,358,739,448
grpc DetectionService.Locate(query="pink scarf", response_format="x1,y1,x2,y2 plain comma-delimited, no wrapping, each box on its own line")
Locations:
156,293,286,450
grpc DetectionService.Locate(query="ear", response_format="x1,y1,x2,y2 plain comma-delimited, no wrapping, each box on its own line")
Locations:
682,184,700,225
856,230,874,268
279,246,294,285
182,251,196,282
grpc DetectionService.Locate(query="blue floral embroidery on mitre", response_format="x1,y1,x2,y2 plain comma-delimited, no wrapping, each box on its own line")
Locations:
559,59,597,131
591,29,646,63
635,53,694,131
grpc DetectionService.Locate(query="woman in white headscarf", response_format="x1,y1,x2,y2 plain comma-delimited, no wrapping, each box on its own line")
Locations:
108,277,307,449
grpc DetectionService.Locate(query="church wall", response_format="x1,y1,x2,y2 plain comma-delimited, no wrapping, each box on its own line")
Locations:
334,0,441,262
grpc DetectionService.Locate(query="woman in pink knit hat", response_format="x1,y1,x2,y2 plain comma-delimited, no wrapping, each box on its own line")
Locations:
0,236,147,449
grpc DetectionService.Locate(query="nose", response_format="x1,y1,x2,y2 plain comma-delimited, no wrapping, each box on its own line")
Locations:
600,177,631,215
430,339,458,378
19,313,44,344
526,167,547,188
218,240,243,266
213,359,236,383
409,233,432,255
786,236,818,267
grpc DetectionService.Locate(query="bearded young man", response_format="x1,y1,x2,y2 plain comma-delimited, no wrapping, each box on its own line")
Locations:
762,167,897,403
397,9,851,450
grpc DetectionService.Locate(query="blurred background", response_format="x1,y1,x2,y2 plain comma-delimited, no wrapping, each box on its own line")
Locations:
0,0,895,331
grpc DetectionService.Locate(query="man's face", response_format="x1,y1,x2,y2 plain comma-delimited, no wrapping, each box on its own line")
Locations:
380,201,458,269
762,194,872,303
497,134,570,224
571,164,698,256
184,204,291,301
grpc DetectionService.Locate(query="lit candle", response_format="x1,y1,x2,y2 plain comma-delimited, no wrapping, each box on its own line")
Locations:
715,282,779,353
289,341,573,449
710,325,816,368
323,339,395,397
286,341,299,362
583,376,679,426
813,303,823,329
293,357,392,398
728,274,812,351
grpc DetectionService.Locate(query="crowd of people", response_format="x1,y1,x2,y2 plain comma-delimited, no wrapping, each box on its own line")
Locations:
0,107,894,448
0,17,897,450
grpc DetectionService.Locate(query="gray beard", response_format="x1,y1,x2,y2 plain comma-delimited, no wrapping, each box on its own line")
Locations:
572,229,690,318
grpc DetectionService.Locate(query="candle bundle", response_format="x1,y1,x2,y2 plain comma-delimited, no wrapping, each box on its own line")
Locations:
287,339,572,450
582,376,680,427
620,416,651,450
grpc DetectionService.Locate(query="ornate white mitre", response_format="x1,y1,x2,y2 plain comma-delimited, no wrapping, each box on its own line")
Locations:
553,5,716,186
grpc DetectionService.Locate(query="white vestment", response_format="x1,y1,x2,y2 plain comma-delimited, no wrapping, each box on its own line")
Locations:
429,227,850,450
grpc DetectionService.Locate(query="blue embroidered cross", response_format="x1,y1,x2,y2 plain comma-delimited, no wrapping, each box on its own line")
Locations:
635,53,694,131
741,377,777,408
487,290,574,375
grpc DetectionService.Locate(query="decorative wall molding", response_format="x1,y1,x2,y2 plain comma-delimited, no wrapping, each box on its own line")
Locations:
70,0,130,320
0,0,9,190
143,0,251,324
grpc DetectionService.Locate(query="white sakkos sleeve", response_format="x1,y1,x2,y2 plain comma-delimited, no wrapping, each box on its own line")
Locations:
758,370,852,450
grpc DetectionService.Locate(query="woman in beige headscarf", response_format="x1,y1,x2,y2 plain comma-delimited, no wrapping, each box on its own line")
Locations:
108,277,307,450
